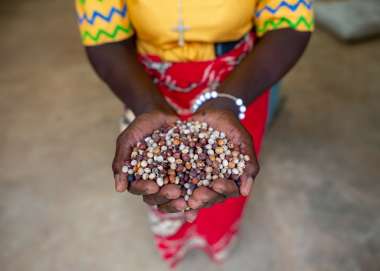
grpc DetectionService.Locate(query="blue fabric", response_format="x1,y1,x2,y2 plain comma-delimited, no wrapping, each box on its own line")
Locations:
268,83,281,125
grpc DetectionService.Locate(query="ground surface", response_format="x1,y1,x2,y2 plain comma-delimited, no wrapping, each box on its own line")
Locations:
1,1,379,270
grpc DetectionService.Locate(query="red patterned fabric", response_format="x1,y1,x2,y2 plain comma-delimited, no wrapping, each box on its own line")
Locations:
138,33,269,267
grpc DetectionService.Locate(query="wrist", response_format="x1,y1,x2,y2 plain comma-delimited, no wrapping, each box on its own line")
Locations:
200,97,239,116
194,91,247,120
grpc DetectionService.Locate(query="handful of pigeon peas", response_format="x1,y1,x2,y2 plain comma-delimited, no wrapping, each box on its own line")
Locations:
122,120,250,202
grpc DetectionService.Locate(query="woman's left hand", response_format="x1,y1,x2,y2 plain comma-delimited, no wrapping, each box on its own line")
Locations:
187,109,260,210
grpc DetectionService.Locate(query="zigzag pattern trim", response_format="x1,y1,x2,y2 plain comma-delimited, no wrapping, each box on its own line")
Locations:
257,16,314,34
81,24,132,43
78,4,127,25
256,0,313,18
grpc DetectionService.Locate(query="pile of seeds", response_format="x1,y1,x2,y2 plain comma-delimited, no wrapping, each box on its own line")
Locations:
122,121,250,201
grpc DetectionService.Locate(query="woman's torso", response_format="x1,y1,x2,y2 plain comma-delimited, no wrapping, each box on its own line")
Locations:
127,0,256,61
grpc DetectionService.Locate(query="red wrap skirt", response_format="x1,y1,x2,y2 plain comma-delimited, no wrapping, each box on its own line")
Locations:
138,32,269,267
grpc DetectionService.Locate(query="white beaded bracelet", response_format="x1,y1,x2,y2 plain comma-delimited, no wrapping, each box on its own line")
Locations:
191,91,247,120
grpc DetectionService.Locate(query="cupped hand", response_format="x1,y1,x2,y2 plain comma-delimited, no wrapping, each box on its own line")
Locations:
187,109,260,210
112,110,186,212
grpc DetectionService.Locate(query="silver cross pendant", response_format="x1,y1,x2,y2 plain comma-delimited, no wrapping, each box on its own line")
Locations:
172,19,190,47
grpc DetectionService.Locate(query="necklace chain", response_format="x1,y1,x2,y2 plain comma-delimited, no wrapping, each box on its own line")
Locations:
172,0,190,47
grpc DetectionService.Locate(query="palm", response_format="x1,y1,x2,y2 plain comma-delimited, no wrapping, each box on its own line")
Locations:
112,111,178,192
185,109,259,210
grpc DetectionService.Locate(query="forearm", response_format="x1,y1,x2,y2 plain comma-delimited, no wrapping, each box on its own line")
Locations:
204,29,312,114
85,38,173,116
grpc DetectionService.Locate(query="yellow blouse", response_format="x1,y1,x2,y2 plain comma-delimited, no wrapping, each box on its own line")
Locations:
76,0,314,61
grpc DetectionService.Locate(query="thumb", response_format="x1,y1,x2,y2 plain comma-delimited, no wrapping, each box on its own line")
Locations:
239,162,259,196
112,132,131,192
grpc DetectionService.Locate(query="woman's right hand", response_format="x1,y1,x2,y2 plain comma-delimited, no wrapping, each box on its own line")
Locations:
112,111,187,212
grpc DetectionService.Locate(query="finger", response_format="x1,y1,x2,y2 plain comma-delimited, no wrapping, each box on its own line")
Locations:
184,210,198,222
160,184,182,199
115,174,128,192
240,162,259,196
240,176,254,197
158,198,187,213
187,186,224,210
112,132,134,193
211,179,240,198
143,194,168,206
129,180,159,195
112,131,132,176
143,184,182,206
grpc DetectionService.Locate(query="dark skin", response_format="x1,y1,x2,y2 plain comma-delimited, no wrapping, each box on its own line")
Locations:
86,29,311,221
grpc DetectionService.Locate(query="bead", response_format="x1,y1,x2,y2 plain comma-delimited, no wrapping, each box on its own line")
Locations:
121,165,128,173
222,159,229,167
211,91,218,98
167,157,175,163
191,178,199,184
168,175,175,183
217,139,225,146
204,92,211,99
156,177,164,187
238,113,245,120
155,156,164,162
173,138,181,145
137,168,144,175
205,166,213,173
235,98,243,106
239,105,246,113
215,147,224,154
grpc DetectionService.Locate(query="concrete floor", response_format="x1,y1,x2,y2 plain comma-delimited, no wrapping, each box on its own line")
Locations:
1,1,380,270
